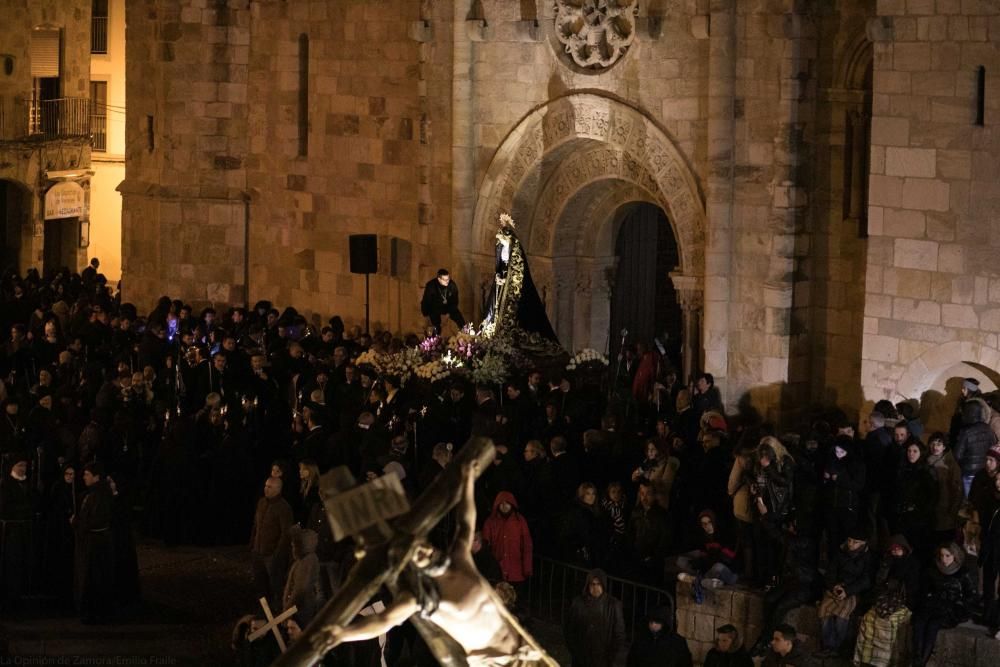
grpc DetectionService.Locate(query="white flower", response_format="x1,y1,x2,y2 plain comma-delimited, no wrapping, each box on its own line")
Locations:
566,348,609,370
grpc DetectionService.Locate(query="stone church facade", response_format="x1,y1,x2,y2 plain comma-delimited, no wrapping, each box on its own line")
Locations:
121,0,999,423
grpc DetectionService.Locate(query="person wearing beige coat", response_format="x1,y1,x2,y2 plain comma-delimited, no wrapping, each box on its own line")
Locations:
728,444,755,582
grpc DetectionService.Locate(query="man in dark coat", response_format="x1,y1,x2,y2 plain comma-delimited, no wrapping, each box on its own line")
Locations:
549,435,581,506
471,386,500,440
627,482,671,584
954,397,997,496
816,529,874,657
626,605,692,667
564,568,625,667
74,462,115,623
762,624,813,667
0,454,36,609
251,476,294,608
291,401,329,465
704,624,753,667
420,269,465,333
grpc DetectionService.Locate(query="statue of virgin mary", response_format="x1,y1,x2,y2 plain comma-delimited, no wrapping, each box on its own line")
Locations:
481,213,560,345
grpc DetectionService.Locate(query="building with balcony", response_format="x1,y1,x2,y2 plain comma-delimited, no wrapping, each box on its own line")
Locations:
89,0,125,282
0,1,94,276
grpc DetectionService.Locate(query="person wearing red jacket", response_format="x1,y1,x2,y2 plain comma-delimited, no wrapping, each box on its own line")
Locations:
482,490,534,588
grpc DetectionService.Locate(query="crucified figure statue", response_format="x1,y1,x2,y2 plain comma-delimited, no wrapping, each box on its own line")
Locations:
271,437,557,667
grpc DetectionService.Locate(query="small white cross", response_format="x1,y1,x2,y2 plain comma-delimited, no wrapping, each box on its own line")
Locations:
248,596,298,653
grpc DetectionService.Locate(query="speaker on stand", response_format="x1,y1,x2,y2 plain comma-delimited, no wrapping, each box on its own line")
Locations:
349,234,377,333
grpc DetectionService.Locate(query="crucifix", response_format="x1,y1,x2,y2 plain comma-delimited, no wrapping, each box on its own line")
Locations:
271,436,557,667
249,597,298,653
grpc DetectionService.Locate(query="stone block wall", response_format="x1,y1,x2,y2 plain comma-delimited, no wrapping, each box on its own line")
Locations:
861,0,1000,425
244,0,431,331
675,581,767,663
121,0,250,308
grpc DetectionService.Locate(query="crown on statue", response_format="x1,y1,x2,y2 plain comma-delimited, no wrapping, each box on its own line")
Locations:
498,212,515,229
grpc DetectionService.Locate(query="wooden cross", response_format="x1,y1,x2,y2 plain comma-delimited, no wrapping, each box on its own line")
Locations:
248,596,298,653
271,436,497,667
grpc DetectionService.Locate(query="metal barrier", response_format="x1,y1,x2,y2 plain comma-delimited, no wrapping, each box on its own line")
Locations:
525,555,674,641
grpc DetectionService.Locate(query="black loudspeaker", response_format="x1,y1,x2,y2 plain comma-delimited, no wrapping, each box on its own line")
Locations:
349,234,378,274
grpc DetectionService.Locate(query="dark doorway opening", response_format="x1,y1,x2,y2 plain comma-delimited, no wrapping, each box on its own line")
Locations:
44,218,79,276
609,202,682,369
0,180,28,273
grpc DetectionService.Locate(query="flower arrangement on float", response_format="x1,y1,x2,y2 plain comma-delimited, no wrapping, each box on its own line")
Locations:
357,323,606,392
566,348,610,371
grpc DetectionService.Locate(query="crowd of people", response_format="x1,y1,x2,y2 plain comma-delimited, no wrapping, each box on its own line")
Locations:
2,261,1000,667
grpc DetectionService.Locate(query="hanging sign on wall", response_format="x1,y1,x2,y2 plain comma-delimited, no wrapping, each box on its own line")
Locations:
44,181,84,220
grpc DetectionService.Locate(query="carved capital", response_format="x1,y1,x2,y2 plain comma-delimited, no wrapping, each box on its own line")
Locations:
670,273,704,311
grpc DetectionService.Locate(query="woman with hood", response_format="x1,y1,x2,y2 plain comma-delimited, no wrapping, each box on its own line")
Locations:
925,432,964,545
482,490,534,588
889,441,938,557
750,436,794,588
821,435,866,561
853,534,922,667
979,471,1000,638
910,542,977,666
564,569,625,667
626,605,691,667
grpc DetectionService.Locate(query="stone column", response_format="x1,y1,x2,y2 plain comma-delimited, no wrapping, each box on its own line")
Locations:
703,0,736,392
671,273,704,383
551,256,576,348
588,256,617,352
572,258,594,353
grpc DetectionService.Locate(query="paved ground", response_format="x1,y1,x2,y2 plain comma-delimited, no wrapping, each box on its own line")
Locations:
0,540,577,667
2,541,257,667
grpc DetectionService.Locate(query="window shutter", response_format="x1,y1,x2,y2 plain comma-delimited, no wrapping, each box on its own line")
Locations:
31,30,60,78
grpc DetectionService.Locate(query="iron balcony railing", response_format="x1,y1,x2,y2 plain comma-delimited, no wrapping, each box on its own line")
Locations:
92,15,109,54
0,97,92,141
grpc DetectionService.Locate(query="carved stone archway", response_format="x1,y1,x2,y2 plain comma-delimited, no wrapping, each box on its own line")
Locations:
464,93,706,355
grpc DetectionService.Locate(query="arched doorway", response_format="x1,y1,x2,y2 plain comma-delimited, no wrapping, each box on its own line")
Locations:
0,180,30,272
465,93,710,364
609,202,681,367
